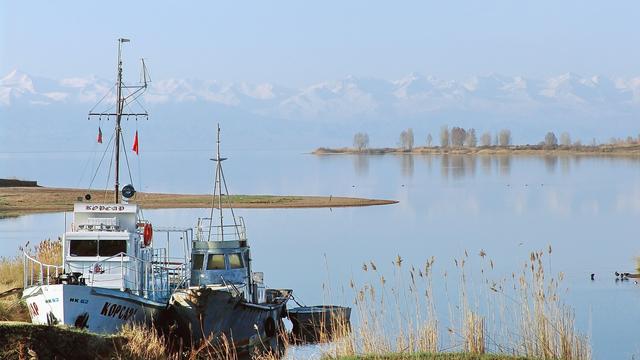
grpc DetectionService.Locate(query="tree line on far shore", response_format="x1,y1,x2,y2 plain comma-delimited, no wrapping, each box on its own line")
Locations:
352,126,640,151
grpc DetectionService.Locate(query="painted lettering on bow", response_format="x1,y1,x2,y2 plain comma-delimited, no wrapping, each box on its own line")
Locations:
28,302,39,317
99,302,138,321
85,205,126,212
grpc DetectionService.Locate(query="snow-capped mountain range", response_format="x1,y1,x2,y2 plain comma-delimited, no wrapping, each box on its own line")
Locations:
3,69,640,121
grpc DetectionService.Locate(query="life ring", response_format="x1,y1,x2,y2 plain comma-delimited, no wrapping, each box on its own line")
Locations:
143,223,153,246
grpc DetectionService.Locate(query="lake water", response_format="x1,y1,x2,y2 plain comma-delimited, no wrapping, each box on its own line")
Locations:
2,150,640,359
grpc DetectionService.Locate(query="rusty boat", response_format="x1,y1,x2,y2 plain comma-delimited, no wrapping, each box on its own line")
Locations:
161,126,292,357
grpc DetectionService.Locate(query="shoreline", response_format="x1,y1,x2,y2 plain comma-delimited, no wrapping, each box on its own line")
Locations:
313,144,640,156
0,186,397,217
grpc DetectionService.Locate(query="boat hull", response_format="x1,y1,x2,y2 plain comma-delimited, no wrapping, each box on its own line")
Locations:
22,284,165,334
164,287,288,357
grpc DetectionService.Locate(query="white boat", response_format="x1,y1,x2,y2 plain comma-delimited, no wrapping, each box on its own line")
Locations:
22,203,187,332
21,38,189,334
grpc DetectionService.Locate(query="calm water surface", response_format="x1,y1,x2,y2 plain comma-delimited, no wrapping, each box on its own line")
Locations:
2,151,640,359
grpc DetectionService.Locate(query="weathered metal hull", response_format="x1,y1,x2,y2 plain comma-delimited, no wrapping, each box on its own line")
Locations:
22,284,164,333
288,305,352,343
165,287,288,357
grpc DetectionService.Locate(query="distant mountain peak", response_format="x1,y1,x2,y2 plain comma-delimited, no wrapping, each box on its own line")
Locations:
3,70,640,119
1,69,35,91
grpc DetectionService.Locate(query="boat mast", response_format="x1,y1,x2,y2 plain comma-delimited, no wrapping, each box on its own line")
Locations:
88,38,149,204
216,125,224,238
113,38,127,204
209,125,225,241
207,125,240,241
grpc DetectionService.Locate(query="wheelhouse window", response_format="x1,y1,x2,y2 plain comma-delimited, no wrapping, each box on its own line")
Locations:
192,254,204,271
69,240,97,257
228,253,244,269
207,254,225,270
98,240,127,256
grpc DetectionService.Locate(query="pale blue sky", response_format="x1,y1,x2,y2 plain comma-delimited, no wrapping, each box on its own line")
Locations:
1,1,639,85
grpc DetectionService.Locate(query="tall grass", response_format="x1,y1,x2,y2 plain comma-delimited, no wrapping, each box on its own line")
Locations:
323,249,591,360
115,323,289,360
0,238,62,322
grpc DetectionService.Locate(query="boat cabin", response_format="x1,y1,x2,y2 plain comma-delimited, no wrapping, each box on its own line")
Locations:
191,217,265,303
191,240,249,285
62,203,169,300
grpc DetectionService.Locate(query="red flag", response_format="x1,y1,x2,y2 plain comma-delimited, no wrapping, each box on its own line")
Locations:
97,126,103,144
132,131,139,155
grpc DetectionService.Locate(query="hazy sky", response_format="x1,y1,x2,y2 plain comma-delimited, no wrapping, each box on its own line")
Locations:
2,1,639,86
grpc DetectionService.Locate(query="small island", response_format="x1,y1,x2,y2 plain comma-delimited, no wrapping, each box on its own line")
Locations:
314,128,640,156
0,185,397,217
314,143,640,156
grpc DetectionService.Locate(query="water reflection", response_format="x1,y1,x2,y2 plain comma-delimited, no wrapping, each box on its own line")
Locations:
423,155,433,172
498,155,511,176
440,155,449,180
400,155,414,177
544,156,558,173
560,156,571,175
481,156,492,175
440,155,478,179
352,155,369,176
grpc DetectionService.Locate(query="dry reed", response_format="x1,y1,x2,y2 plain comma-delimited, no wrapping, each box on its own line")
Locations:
115,321,293,360
323,249,591,360
0,238,63,322
117,323,171,360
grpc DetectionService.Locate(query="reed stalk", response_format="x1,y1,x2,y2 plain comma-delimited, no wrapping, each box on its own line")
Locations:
324,249,590,360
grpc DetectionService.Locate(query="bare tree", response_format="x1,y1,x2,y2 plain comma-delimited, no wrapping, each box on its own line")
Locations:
498,129,512,147
353,132,369,151
591,138,597,147
440,126,450,148
560,132,571,146
451,127,466,147
464,128,477,147
626,136,635,144
480,132,492,147
399,128,414,151
544,132,558,147
426,133,433,147
407,128,414,150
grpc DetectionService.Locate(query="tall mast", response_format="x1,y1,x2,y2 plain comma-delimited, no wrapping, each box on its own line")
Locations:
88,37,149,204
207,125,240,241
216,125,224,238
208,125,224,241
113,38,127,203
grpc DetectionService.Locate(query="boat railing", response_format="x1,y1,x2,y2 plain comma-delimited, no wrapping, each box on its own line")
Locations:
23,252,63,288
86,250,187,302
195,216,247,242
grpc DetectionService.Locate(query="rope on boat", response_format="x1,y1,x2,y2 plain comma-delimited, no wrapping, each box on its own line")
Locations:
289,294,305,308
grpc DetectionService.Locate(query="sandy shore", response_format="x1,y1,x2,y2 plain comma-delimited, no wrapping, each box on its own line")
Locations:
0,187,397,217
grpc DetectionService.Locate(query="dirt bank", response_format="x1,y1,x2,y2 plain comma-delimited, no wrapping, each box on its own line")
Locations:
0,322,122,359
0,186,397,217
